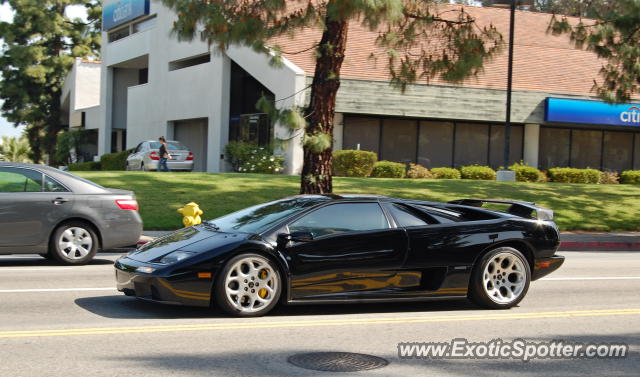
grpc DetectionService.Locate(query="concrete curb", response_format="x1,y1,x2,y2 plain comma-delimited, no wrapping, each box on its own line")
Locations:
559,241,640,251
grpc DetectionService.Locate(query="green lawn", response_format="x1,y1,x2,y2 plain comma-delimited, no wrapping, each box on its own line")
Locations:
76,172,640,231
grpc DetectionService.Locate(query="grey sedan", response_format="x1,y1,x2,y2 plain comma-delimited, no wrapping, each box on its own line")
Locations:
0,162,143,265
126,140,194,172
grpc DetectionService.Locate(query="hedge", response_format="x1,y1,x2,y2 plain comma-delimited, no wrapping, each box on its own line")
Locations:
460,165,496,180
68,161,101,171
370,161,406,178
547,168,601,184
100,149,130,171
431,167,461,179
509,162,544,182
332,150,378,177
620,170,640,184
406,163,432,179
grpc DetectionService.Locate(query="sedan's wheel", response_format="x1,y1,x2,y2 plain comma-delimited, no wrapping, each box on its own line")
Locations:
49,222,98,265
214,253,281,317
468,247,530,309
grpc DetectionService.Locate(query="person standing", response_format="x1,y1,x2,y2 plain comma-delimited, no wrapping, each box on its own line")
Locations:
158,136,171,172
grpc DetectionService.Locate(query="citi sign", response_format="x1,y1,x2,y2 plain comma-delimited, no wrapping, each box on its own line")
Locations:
112,1,133,24
620,107,640,124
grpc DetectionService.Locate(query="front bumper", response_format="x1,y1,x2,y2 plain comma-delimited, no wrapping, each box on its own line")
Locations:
114,257,212,307
532,255,565,280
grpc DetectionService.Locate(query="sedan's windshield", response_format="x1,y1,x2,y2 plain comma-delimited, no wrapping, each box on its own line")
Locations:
208,197,324,234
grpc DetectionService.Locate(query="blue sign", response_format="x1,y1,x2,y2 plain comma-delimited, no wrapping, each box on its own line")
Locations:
545,97,640,127
103,0,150,31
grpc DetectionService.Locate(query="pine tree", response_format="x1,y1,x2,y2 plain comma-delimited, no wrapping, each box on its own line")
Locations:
0,0,101,164
162,0,503,193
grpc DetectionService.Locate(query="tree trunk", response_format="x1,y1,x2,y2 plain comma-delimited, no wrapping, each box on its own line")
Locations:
299,14,349,194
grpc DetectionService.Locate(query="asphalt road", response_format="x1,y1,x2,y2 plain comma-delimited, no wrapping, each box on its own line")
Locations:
0,251,638,377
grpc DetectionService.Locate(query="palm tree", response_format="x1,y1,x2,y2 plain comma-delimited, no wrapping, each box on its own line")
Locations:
0,136,32,163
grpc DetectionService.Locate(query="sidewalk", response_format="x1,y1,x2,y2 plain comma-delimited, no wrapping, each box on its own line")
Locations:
140,231,640,251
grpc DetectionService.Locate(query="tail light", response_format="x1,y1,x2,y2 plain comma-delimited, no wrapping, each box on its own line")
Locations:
116,199,139,211
186,152,194,161
149,151,159,160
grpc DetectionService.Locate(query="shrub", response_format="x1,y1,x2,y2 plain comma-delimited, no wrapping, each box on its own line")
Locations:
509,162,544,182
370,161,406,178
431,167,461,179
406,163,433,179
599,171,619,184
547,168,601,183
620,170,640,184
100,149,131,170
68,161,101,171
225,141,256,172
460,165,496,180
332,150,378,177
225,142,283,174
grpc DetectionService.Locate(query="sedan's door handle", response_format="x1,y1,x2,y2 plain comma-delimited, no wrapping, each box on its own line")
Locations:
52,198,69,205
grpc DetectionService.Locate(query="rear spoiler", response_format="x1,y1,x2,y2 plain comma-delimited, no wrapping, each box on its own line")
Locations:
448,199,554,221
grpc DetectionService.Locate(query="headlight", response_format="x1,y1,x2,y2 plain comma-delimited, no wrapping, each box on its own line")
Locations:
158,251,196,264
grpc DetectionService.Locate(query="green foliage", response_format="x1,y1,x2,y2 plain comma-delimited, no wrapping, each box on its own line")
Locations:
509,162,545,182
332,150,378,177
620,170,640,184
303,132,332,153
55,129,90,164
225,142,283,174
460,165,496,180
68,161,101,171
548,168,602,184
371,161,406,178
431,167,461,179
0,1,102,164
0,136,32,163
599,171,620,184
406,163,433,179
100,150,130,171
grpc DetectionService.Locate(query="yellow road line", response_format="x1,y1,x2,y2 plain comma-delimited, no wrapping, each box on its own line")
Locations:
1,308,639,339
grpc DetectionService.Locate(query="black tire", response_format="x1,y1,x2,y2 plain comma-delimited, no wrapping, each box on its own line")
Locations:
468,247,531,309
213,253,282,317
49,222,99,265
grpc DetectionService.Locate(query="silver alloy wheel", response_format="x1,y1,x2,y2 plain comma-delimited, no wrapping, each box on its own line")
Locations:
224,256,278,314
482,252,526,304
58,227,93,260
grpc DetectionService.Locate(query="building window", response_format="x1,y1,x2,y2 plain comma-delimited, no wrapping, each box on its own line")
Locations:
138,68,148,85
343,117,380,155
454,123,489,167
635,134,640,170
571,129,602,169
602,131,634,171
381,119,417,163
108,26,130,43
133,15,157,33
489,124,524,168
169,54,211,71
418,121,454,168
539,127,570,169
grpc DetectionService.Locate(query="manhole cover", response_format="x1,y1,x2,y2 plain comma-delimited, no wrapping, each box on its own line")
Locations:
288,352,389,372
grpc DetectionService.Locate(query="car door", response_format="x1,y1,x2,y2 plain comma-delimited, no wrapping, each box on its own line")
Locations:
128,143,144,169
282,202,408,300
0,167,74,249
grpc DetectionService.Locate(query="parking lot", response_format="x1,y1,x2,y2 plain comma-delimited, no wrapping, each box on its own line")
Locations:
0,250,638,376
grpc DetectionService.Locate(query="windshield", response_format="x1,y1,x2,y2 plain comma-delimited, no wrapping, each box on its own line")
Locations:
149,141,189,151
208,197,324,234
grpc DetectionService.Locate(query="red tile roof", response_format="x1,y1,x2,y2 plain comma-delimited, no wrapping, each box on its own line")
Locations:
271,5,603,96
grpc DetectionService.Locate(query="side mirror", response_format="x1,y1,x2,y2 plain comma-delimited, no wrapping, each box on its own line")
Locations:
276,231,313,248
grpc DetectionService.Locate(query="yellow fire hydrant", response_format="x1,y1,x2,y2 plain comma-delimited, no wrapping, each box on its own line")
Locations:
177,202,203,227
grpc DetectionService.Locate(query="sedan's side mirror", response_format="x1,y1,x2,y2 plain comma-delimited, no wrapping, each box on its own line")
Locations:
277,231,314,249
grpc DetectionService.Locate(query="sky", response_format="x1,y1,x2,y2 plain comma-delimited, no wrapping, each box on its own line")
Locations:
0,3,88,140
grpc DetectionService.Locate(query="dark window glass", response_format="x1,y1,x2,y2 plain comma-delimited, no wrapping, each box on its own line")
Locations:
149,141,189,150
289,203,389,238
571,129,602,169
602,132,633,171
381,119,417,163
454,123,489,167
134,143,143,153
108,27,130,43
635,134,640,170
489,124,523,168
343,116,380,155
138,68,148,85
169,54,211,71
0,168,42,192
418,121,454,168
539,127,570,169
388,204,429,227
44,176,69,193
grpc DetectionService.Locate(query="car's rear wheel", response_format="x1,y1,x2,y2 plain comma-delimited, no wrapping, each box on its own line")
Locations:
468,247,530,309
49,222,98,265
214,253,281,317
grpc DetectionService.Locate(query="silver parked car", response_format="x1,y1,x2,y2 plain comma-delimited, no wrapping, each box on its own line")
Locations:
0,162,143,265
126,140,194,172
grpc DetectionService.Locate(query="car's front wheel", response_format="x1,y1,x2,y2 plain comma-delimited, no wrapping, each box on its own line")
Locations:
213,253,281,317
49,222,98,265
468,247,530,309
